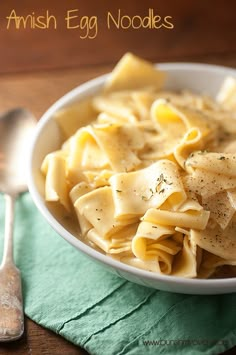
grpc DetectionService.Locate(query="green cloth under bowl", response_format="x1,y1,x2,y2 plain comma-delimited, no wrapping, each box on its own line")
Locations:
0,193,236,355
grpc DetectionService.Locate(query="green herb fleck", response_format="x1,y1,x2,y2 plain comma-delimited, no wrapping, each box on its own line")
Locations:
157,173,164,183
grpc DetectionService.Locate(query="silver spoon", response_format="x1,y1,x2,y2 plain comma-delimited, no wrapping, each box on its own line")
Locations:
0,108,36,341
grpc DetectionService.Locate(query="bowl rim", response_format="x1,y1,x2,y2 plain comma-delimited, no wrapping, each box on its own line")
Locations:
28,62,236,291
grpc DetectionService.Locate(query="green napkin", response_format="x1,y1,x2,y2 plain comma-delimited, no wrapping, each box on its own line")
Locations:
0,193,236,355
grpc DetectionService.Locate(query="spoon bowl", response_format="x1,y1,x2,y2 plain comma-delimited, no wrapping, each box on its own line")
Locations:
0,109,36,195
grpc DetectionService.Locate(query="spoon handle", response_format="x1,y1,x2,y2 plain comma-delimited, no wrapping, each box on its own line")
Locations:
2,194,15,265
0,194,24,341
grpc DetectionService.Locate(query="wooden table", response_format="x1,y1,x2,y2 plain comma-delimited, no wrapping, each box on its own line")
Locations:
0,0,236,354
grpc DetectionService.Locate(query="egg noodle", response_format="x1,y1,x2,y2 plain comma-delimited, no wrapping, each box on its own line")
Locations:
41,53,236,278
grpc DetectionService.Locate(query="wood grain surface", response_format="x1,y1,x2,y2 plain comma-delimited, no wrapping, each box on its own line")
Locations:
0,0,236,354
0,0,235,74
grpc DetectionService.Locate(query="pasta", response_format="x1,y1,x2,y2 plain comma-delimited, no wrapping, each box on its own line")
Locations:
41,53,236,278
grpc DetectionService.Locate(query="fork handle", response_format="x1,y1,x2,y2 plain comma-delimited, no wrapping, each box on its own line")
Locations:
0,193,24,341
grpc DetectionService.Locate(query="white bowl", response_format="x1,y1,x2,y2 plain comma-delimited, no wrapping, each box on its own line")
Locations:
28,62,236,294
